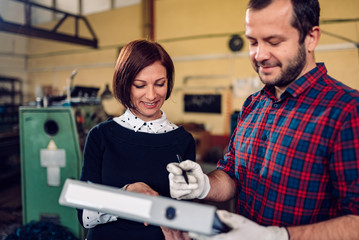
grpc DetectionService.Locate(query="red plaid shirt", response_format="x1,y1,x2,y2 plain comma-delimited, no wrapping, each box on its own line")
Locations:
218,63,359,226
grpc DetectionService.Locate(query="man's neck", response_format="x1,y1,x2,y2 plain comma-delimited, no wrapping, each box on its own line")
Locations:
274,61,317,100
274,85,288,100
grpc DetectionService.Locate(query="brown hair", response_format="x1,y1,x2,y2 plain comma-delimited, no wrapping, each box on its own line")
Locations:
113,39,174,109
247,0,320,43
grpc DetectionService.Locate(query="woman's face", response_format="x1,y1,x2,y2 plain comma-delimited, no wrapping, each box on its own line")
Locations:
130,60,168,121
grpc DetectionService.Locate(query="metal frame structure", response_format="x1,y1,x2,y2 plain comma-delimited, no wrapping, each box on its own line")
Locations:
0,0,98,48
320,18,359,49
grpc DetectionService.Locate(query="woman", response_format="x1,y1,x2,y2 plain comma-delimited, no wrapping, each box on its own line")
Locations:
77,39,195,240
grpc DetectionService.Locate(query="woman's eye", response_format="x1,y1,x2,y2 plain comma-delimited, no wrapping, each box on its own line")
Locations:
156,83,165,87
134,85,145,89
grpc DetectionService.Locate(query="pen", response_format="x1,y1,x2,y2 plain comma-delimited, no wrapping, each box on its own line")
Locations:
176,154,189,185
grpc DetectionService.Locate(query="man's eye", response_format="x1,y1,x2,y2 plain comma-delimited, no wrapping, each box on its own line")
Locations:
269,41,281,46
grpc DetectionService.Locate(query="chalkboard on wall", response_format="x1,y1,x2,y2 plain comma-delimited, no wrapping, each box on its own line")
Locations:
184,94,221,113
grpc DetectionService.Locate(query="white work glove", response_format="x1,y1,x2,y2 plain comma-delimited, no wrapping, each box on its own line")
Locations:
167,160,210,200
190,210,289,240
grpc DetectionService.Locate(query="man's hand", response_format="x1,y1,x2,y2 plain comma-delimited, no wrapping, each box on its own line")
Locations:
167,160,210,200
190,210,289,240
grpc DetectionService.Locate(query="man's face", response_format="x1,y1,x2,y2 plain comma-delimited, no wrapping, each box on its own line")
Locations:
245,0,308,89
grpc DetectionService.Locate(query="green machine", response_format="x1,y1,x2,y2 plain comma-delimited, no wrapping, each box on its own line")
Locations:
19,105,106,239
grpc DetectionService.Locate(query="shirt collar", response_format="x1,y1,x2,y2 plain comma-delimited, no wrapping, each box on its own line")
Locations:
286,63,327,98
263,63,327,100
121,108,169,133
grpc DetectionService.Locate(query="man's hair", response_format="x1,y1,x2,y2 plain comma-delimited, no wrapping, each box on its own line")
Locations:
113,39,174,109
247,0,320,43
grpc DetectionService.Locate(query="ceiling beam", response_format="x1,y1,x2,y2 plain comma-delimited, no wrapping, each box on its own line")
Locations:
0,17,97,48
0,0,98,48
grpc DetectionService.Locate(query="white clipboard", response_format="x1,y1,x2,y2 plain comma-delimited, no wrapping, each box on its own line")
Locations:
59,179,229,235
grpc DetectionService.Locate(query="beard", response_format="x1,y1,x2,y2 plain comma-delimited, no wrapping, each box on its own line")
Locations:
256,43,307,88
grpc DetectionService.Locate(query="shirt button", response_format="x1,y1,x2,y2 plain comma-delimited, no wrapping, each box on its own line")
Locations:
254,167,260,174
273,103,279,108
261,135,267,141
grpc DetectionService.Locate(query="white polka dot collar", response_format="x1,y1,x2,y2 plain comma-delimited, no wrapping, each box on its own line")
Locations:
113,108,177,133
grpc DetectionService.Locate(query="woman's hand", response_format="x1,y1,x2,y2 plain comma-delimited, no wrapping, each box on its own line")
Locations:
126,182,159,196
161,226,191,240
125,182,158,227
126,182,190,239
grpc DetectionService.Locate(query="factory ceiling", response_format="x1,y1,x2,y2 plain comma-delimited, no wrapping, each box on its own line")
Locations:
0,0,140,48
0,0,357,49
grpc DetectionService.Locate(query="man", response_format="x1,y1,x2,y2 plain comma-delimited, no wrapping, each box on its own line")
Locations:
167,0,359,239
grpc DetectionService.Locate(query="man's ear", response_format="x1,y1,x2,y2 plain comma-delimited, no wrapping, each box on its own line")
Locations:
306,26,321,52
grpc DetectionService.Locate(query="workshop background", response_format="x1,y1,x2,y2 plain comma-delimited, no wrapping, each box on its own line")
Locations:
0,0,358,239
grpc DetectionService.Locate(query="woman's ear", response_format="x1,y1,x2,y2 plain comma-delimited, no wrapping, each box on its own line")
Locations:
306,26,321,52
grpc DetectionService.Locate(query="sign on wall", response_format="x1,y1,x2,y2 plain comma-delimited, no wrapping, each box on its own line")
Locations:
184,94,221,114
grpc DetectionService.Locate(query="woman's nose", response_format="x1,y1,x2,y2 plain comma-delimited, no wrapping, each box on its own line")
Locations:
145,86,156,100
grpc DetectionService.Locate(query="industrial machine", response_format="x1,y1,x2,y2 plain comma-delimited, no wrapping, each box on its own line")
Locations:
19,87,107,239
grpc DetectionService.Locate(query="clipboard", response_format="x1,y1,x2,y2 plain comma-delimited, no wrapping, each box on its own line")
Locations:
59,179,230,235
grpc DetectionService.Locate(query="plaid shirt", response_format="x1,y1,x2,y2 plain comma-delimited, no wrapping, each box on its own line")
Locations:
218,63,359,226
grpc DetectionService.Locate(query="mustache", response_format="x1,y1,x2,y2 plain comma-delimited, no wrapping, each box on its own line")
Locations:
256,61,281,68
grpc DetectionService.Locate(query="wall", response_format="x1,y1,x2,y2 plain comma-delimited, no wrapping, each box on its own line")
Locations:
155,0,359,135
2,0,358,135
0,0,29,100
26,4,143,116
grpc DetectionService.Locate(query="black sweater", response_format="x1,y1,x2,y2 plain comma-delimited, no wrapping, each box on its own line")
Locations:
78,119,196,240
